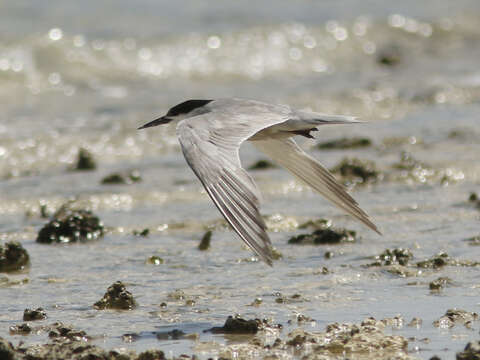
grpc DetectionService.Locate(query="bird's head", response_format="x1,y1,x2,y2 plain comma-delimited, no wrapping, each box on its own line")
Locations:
138,99,213,129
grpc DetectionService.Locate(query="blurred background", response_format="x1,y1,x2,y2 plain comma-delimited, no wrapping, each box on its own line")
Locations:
1,1,480,359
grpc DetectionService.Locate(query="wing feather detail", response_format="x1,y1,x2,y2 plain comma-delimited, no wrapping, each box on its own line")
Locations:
177,116,284,265
253,138,381,234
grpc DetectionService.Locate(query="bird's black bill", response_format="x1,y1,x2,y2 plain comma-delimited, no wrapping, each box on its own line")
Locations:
137,116,170,130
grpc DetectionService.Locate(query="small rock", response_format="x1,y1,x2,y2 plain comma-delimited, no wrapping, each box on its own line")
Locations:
0,242,30,272
288,228,356,245
408,318,423,327
36,204,104,244
137,350,166,360
457,341,480,360
198,230,212,251
156,329,185,340
73,148,96,171
317,137,372,150
433,309,479,328
248,159,276,170
206,316,261,334
122,333,140,343
429,277,453,291
0,337,15,360
23,308,47,321
93,281,137,310
331,157,380,185
9,323,32,335
101,170,142,185
146,256,164,265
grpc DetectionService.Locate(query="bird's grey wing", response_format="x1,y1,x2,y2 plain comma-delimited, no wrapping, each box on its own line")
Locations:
252,138,381,234
176,114,287,265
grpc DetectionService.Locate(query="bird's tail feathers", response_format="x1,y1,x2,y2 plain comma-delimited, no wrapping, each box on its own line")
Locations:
297,111,363,125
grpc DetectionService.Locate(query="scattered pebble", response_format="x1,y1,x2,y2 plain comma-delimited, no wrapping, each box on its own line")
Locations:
248,159,276,170
146,256,164,265
465,235,480,246
198,230,212,251
36,204,104,244
317,137,372,150
433,309,478,328
416,252,479,268
23,308,47,321
133,228,150,237
101,170,142,185
331,157,381,185
0,242,30,272
1,322,167,360
94,281,137,310
368,248,413,266
73,148,96,171
283,317,410,358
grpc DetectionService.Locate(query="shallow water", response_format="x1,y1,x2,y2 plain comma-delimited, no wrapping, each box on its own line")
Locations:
1,1,480,359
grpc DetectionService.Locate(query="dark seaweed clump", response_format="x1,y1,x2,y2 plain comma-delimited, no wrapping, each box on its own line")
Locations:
94,281,137,310
377,45,402,66
457,341,480,360
73,148,96,171
0,242,30,272
36,206,104,244
23,308,47,321
317,137,372,150
367,248,413,267
469,192,480,209
288,228,356,245
198,230,212,251
101,170,142,185
206,316,261,334
331,157,380,185
248,159,276,170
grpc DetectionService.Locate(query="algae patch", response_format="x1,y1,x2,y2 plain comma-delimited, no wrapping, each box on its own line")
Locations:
101,170,142,185
94,281,137,310
317,137,372,150
331,157,381,185
289,227,356,245
72,148,96,171
198,230,212,251
23,308,47,321
36,204,104,244
0,242,30,273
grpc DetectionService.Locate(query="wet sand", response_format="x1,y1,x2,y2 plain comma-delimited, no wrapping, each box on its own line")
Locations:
1,1,480,359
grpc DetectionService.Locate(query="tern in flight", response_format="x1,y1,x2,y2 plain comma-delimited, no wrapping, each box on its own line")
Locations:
139,98,380,265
